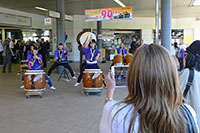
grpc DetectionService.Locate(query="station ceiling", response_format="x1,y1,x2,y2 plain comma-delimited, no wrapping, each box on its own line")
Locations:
0,0,199,18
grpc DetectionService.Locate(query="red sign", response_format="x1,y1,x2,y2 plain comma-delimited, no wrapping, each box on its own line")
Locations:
44,18,51,25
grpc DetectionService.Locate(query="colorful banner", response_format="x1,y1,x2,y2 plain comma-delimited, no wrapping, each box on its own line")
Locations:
85,6,132,22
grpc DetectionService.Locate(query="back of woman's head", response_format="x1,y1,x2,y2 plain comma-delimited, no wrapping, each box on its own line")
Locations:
125,44,185,133
185,40,200,71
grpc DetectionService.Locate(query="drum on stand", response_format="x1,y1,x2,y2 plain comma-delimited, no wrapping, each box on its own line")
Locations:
82,69,103,96
24,70,46,98
124,54,133,65
113,54,123,65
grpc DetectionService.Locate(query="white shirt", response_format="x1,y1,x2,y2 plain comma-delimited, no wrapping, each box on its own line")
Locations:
179,68,200,128
99,100,139,133
170,46,176,56
9,41,14,49
99,100,199,133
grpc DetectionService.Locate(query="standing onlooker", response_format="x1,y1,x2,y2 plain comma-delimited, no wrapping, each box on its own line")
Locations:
46,40,50,61
179,40,200,128
129,39,141,54
11,39,17,64
170,43,176,56
9,39,14,49
179,39,186,70
15,40,22,62
174,42,185,71
21,40,26,60
24,41,30,60
2,39,14,73
0,39,3,65
40,38,47,68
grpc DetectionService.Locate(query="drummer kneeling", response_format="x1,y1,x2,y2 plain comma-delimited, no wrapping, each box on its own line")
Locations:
20,46,56,90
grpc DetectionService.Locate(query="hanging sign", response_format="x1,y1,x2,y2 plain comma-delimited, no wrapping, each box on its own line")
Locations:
85,6,132,22
0,13,31,27
44,18,51,25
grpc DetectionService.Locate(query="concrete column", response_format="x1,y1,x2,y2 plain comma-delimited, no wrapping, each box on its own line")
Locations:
161,0,171,51
97,21,103,49
56,0,65,44
2,29,5,41
155,0,159,44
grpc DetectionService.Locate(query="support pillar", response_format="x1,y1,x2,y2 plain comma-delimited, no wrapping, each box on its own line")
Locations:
155,0,159,44
161,0,171,51
97,21,103,49
56,0,65,44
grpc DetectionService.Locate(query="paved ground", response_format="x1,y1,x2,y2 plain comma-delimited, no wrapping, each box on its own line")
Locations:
0,61,128,133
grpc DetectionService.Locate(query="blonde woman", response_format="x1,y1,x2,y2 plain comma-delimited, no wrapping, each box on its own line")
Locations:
100,44,199,133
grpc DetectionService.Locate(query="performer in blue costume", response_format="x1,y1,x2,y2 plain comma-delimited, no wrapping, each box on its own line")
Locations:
21,46,56,90
74,38,101,87
117,43,127,57
47,43,76,79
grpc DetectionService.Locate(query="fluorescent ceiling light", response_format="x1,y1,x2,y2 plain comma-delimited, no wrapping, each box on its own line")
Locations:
35,7,48,11
114,0,126,7
190,0,200,6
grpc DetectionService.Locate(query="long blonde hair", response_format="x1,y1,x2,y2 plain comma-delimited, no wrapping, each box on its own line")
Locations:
112,44,185,133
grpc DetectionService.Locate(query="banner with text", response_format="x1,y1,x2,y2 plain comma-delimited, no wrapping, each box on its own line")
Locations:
85,6,132,22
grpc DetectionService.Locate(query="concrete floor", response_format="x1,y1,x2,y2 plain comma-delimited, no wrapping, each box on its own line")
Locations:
0,61,128,133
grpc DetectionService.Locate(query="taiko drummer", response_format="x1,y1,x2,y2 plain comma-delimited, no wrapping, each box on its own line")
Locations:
20,46,56,90
110,42,128,68
74,37,101,87
117,42,127,57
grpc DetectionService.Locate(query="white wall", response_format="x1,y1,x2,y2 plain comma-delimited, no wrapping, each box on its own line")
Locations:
194,29,200,41
142,29,153,44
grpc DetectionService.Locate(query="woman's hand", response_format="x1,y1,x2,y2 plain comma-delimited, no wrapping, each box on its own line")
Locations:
105,72,116,99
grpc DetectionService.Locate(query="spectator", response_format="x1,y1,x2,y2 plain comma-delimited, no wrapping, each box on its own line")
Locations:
0,39,3,65
129,39,141,54
15,40,22,62
46,40,50,61
170,43,176,56
24,41,30,60
174,42,185,71
2,39,14,73
9,39,14,49
100,44,199,133
179,40,200,128
39,38,47,68
21,40,26,59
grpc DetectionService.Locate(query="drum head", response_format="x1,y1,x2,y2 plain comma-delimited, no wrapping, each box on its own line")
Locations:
80,32,96,46
77,31,85,46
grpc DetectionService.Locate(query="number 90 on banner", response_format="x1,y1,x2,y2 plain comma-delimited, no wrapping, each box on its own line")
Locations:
101,9,113,19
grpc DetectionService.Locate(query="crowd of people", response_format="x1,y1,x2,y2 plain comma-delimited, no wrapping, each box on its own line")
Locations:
0,38,50,73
